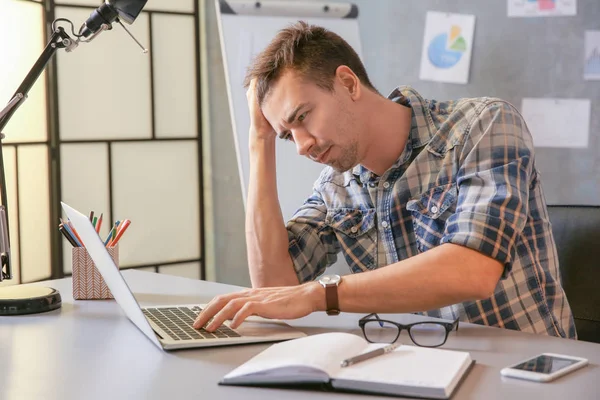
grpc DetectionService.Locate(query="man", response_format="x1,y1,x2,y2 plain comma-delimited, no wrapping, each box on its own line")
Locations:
194,21,576,339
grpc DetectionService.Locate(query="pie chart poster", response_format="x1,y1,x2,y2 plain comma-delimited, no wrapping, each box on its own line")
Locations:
419,12,476,84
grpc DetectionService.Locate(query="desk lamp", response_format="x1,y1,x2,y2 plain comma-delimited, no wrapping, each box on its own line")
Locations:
0,0,148,316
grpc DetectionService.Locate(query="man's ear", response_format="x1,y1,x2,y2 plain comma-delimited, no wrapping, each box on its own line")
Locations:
335,65,361,101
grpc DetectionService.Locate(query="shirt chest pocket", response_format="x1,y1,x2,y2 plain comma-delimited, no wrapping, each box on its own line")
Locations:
326,208,377,272
406,183,457,253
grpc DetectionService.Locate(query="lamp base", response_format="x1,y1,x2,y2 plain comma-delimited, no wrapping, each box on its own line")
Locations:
0,286,62,315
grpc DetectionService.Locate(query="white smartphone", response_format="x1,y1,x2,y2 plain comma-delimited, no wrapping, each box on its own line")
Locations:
501,353,588,382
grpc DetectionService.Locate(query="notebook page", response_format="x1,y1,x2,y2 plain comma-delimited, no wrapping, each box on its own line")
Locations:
223,332,367,380
332,344,471,389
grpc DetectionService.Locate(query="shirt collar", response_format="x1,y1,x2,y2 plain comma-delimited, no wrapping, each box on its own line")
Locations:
395,86,438,149
349,86,437,184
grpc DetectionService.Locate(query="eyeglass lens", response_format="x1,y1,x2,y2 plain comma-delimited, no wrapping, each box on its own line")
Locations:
408,323,448,347
363,320,399,343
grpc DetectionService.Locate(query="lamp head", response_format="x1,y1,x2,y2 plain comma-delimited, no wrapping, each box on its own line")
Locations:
79,0,148,39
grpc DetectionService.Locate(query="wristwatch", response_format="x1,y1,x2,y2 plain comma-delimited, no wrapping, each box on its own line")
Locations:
318,274,342,316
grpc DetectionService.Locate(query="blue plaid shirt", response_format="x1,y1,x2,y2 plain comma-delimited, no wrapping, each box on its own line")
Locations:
287,86,576,338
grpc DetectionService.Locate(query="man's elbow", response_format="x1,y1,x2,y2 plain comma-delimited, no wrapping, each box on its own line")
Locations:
472,280,499,300
471,263,504,300
445,245,505,301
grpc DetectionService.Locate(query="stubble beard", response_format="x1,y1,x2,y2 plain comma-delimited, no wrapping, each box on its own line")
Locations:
325,100,361,173
329,140,359,173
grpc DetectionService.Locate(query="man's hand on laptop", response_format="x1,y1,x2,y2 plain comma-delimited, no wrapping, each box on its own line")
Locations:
192,282,324,331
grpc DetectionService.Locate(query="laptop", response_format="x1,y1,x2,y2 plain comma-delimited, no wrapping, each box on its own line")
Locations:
61,202,306,351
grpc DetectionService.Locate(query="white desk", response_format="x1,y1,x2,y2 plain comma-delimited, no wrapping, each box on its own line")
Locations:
1,270,599,400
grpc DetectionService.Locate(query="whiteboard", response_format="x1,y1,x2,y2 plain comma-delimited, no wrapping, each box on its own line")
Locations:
215,0,362,221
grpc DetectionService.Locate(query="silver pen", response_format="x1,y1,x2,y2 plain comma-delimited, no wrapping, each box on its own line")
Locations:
340,343,400,368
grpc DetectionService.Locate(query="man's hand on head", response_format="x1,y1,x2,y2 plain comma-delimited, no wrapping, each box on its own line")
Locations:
247,79,277,141
192,283,325,331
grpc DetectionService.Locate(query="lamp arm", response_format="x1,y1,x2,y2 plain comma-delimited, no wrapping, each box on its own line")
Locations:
0,26,73,281
0,27,73,132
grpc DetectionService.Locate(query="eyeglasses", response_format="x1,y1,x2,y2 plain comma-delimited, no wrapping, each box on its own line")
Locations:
358,313,459,348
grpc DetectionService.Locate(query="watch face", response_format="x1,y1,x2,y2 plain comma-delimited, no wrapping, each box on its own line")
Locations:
320,274,341,285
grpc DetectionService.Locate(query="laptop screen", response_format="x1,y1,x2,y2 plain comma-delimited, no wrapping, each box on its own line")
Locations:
61,202,162,349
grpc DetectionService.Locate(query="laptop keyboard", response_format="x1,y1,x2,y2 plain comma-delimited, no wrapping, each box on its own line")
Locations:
142,306,241,341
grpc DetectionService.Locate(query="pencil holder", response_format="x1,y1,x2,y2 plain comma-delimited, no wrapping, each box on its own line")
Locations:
72,245,119,300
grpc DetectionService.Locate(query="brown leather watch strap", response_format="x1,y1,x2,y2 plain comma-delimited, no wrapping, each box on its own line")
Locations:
325,284,340,316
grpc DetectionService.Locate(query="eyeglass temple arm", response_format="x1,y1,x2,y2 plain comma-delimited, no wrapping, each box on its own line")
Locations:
359,312,385,327
451,318,459,332
359,312,379,321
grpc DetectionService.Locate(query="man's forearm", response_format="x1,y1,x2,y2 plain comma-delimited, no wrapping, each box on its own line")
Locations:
246,138,299,288
321,244,504,314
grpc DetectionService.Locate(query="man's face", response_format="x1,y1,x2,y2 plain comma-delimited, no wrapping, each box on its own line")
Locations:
261,70,361,172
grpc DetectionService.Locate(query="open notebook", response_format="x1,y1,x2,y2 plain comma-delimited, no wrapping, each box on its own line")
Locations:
221,332,474,399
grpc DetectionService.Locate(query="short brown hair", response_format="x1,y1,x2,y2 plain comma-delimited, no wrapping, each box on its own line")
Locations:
244,21,377,106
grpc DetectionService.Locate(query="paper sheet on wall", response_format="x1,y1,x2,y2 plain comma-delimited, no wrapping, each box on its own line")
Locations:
584,30,600,81
419,12,475,85
521,98,590,148
508,0,577,17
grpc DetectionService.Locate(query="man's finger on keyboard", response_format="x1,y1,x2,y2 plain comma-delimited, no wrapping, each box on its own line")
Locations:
204,297,250,331
193,291,245,329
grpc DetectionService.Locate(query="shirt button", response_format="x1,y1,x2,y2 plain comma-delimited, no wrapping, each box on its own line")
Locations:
350,226,358,233
383,182,390,189
381,221,389,228
430,205,439,214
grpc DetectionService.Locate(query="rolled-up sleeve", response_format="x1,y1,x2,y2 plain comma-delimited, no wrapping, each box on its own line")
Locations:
287,189,340,283
440,101,534,278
